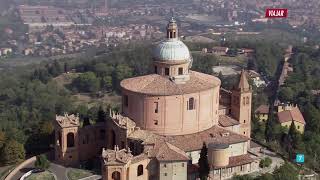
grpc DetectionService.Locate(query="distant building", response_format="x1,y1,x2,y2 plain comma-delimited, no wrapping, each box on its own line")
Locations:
274,101,295,113
24,48,34,56
277,107,306,133
211,46,229,56
247,70,266,88
255,105,269,122
54,19,259,180
0,48,12,56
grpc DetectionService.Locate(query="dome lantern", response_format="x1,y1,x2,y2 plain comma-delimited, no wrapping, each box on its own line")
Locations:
167,17,178,39
152,18,193,84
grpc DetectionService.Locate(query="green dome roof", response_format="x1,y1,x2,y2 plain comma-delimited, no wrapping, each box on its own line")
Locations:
153,39,191,62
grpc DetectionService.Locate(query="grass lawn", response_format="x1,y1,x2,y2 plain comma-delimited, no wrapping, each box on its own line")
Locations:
25,171,55,180
67,168,93,180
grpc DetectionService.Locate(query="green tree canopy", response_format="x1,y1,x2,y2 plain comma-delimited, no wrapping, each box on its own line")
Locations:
0,131,5,149
1,140,25,165
198,142,210,180
35,154,50,170
72,72,100,93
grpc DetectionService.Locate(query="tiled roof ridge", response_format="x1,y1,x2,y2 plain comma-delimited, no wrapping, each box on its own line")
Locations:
165,142,189,159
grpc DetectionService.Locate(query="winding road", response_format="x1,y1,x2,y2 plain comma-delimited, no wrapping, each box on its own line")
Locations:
9,160,68,180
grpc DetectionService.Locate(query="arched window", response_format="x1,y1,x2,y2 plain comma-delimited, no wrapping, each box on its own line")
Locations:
137,165,143,176
188,97,195,110
112,171,121,180
178,67,183,75
67,133,75,147
246,97,250,105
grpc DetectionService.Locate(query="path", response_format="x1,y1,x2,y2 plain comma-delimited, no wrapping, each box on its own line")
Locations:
8,160,68,180
78,175,102,180
49,163,68,180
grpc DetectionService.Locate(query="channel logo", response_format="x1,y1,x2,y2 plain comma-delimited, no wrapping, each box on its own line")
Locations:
265,8,288,18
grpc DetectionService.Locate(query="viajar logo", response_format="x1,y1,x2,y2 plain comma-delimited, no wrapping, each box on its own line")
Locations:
265,8,288,18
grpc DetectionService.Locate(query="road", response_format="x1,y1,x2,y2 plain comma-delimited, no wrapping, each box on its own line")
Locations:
10,159,35,180
9,160,68,180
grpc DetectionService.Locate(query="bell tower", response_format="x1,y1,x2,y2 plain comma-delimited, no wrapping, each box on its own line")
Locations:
231,70,252,138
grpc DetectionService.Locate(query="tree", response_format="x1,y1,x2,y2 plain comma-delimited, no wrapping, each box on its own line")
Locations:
273,162,299,180
82,117,91,127
198,142,210,180
35,154,50,170
101,76,112,91
1,140,25,165
64,62,70,73
232,175,254,180
40,121,54,135
0,131,5,149
97,106,106,123
278,87,294,102
259,157,272,168
72,72,100,93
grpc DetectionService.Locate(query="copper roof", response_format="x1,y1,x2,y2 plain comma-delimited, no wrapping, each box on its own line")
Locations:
218,115,240,127
120,71,221,96
255,105,269,114
277,107,306,124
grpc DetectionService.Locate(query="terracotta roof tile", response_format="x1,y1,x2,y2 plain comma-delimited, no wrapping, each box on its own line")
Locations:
255,105,269,114
156,142,190,161
213,154,254,169
102,148,133,166
120,71,221,95
164,125,249,152
218,115,240,127
277,107,305,124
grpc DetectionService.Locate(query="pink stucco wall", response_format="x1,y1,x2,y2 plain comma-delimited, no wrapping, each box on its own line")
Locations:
122,86,220,136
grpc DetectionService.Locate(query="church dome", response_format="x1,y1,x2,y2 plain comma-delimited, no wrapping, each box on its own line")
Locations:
153,39,191,62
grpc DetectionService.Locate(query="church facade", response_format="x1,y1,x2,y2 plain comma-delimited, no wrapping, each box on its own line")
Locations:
54,18,259,180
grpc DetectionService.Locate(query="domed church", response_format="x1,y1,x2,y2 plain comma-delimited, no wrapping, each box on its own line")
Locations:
54,19,259,180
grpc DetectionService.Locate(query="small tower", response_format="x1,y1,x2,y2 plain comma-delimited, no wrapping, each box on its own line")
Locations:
54,113,80,166
231,70,252,138
167,17,178,39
